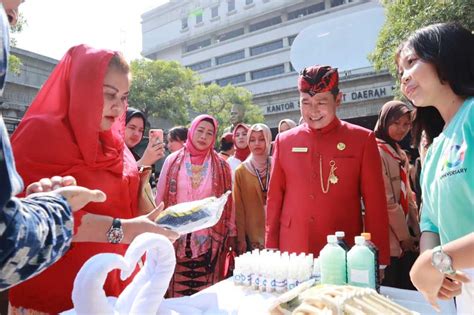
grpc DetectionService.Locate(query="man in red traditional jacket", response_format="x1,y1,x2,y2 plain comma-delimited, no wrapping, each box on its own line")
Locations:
265,65,390,266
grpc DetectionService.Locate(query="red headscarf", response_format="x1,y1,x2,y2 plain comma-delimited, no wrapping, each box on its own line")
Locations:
9,44,140,312
298,65,339,96
185,114,218,165
233,123,250,162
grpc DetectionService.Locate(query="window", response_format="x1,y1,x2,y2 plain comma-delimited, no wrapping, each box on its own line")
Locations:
250,39,283,56
216,50,245,65
211,6,219,18
330,0,345,7
249,16,282,32
228,0,235,12
287,3,325,20
245,0,253,4
185,38,211,52
196,13,203,24
288,34,297,46
181,17,188,30
187,59,212,71
251,64,285,80
217,28,244,42
217,73,246,86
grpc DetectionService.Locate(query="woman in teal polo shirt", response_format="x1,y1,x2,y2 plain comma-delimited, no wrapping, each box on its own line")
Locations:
396,22,473,313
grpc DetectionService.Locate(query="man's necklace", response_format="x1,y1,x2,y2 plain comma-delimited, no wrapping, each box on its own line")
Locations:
320,156,338,194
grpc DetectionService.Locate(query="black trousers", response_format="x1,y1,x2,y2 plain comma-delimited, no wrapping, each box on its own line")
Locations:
382,252,418,290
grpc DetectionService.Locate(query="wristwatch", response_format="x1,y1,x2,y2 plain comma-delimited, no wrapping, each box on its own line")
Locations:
431,245,456,275
106,218,124,244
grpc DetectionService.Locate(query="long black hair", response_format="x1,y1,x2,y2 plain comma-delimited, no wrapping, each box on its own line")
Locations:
395,22,474,147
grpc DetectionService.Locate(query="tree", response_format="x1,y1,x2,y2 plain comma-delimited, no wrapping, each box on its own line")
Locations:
9,12,27,74
369,0,473,78
189,83,264,136
129,59,199,124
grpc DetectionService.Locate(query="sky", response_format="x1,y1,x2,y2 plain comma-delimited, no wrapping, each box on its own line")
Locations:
14,0,170,61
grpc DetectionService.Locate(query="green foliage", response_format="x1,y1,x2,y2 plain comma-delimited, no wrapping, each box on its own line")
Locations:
8,13,27,75
129,59,263,136
370,0,474,79
189,83,264,136
8,54,21,74
129,59,199,124
9,12,26,47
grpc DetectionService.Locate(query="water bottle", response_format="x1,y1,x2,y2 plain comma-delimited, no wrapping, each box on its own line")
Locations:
335,231,350,252
347,236,376,289
311,258,321,284
319,235,347,285
361,232,380,292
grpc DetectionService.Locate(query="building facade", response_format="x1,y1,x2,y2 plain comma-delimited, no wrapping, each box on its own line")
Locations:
142,0,396,132
1,47,57,133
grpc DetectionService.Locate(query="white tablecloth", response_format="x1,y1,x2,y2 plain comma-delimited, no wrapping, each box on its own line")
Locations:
163,279,456,314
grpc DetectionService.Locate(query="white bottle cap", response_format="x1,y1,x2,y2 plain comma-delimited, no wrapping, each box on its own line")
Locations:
335,231,345,237
355,236,365,245
327,235,337,243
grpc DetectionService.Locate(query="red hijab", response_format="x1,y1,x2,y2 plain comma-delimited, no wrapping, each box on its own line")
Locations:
11,44,139,216
233,123,250,162
185,114,218,165
10,45,141,313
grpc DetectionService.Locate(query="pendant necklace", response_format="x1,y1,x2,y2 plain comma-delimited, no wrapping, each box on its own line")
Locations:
251,158,270,205
320,155,338,194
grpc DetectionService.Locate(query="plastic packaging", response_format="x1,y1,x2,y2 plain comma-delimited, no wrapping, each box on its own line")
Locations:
155,191,231,234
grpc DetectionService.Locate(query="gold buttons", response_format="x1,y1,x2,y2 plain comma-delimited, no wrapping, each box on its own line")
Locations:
337,142,346,151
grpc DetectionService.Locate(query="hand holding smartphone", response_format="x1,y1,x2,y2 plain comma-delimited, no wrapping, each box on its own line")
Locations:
149,129,163,144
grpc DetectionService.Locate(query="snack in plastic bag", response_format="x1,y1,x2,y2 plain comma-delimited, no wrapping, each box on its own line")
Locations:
155,191,231,235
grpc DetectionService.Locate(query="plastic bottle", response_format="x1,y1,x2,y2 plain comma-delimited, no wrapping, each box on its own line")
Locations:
311,258,321,284
347,236,376,289
361,232,380,292
319,235,347,285
287,254,298,290
274,259,287,293
233,256,243,285
335,231,350,252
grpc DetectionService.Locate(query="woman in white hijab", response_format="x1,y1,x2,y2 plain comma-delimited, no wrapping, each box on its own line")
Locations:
232,123,272,254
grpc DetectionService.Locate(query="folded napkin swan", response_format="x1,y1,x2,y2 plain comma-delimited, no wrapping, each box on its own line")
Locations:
62,233,202,315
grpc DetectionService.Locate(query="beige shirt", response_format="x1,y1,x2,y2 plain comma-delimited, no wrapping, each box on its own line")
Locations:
378,141,419,257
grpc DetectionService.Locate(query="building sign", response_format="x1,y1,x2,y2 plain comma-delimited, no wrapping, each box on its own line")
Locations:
264,100,299,115
263,85,395,115
342,85,394,103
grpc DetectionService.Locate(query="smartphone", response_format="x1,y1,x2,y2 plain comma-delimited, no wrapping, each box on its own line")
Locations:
149,129,164,144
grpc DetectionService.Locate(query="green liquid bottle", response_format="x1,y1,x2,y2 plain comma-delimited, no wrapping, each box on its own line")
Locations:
347,236,376,289
320,235,347,285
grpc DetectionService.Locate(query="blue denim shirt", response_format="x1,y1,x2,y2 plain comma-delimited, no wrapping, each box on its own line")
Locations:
0,6,73,291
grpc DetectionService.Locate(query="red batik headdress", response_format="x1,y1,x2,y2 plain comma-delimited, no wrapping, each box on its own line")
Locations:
298,65,339,96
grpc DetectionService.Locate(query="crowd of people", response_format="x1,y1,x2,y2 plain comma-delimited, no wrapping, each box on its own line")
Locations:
0,1,472,314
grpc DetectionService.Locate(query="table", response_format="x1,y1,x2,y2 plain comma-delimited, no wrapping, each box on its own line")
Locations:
161,279,456,314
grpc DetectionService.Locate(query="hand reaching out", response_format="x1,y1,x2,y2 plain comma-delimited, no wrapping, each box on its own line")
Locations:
28,185,107,212
26,175,77,195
